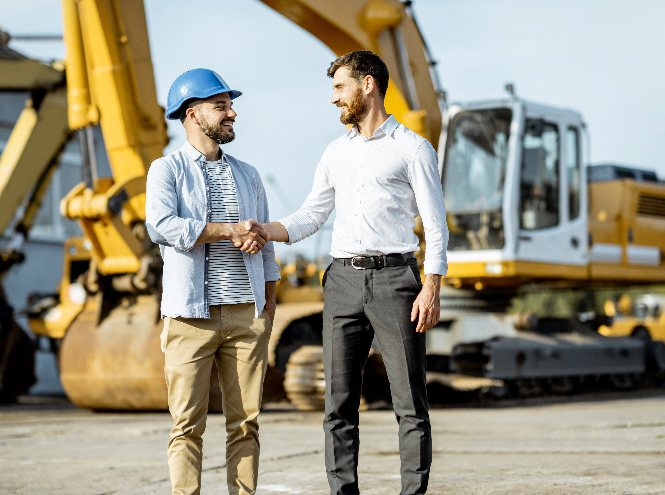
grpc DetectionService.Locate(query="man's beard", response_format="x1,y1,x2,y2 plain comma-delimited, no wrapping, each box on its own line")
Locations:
339,87,367,125
199,113,235,144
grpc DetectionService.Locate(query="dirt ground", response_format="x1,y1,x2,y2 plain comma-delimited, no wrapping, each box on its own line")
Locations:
1,390,664,495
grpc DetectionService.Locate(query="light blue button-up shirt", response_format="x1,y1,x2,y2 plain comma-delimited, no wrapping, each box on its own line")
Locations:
280,115,449,276
146,141,280,319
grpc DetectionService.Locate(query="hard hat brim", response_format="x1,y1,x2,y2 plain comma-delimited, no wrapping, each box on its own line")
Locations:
165,89,242,120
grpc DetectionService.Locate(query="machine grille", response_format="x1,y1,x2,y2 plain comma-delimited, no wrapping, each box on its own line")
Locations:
637,195,665,217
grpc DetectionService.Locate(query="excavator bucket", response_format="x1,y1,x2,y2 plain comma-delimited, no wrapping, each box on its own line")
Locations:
58,292,287,411
58,294,168,410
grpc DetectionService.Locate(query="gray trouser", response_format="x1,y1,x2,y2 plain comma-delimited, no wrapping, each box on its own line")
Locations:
322,258,431,495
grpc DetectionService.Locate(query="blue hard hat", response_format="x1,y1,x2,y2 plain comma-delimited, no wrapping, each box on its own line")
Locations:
166,68,242,120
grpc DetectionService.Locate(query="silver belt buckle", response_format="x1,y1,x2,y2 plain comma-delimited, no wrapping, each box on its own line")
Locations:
351,256,366,270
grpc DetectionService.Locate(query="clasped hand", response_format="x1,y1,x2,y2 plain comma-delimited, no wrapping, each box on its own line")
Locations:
232,219,267,254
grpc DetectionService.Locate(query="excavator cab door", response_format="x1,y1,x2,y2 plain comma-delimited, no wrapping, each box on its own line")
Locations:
514,104,588,269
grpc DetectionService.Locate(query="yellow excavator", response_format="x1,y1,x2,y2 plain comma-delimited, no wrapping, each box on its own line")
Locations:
0,37,71,401
3,0,665,409
429,103,665,396
0,0,443,410
599,292,665,342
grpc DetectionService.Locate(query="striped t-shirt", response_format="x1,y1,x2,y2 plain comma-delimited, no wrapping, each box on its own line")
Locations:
205,158,254,306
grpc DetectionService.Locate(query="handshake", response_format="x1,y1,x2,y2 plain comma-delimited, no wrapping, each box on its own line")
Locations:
231,219,271,255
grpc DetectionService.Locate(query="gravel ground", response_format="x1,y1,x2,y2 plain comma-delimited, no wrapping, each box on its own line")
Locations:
1,390,664,494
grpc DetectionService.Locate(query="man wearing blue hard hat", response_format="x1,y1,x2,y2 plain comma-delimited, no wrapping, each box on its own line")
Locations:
146,68,280,495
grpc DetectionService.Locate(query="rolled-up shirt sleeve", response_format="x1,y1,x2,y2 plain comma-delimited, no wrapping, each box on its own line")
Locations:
409,140,449,276
279,151,335,244
146,159,206,252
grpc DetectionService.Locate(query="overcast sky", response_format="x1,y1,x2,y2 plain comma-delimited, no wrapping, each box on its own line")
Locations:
4,0,665,261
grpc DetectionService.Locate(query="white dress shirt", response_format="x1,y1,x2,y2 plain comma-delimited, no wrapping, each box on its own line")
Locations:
280,115,448,276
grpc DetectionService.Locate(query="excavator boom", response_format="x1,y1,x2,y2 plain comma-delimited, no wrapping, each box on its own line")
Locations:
258,0,443,147
60,0,168,276
0,45,71,403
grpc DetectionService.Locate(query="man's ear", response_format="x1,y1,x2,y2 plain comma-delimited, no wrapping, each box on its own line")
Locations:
363,75,375,95
186,106,199,125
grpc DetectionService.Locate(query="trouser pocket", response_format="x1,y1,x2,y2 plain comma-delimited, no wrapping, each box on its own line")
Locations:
160,317,171,352
407,259,423,290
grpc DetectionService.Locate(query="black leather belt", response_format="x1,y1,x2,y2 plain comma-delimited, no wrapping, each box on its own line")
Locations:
333,253,415,270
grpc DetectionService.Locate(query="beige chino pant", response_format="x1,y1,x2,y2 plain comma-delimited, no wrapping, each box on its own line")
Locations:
161,303,271,495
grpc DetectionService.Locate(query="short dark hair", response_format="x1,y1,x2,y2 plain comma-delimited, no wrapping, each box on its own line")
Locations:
327,50,389,98
178,99,201,124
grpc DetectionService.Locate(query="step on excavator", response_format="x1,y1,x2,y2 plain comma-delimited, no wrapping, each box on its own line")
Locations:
1,0,664,410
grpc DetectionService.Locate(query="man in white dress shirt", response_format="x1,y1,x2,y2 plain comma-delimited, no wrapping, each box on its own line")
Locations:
250,51,448,495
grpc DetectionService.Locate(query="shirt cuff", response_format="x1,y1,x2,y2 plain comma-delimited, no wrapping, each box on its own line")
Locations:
423,258,448,277
176,219,207,252
264,261,282,282
277,216,300,245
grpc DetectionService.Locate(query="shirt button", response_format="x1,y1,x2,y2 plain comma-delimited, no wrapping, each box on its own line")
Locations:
355,213,358,216
204,281,208,285
206,257,209,260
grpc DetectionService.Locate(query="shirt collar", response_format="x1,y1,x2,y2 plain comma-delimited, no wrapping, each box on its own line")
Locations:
346,114,398,140
182,141,225,163
380,114,399,138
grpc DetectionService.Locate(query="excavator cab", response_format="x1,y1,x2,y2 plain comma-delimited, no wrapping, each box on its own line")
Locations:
426,99,665,396
440,99,588,288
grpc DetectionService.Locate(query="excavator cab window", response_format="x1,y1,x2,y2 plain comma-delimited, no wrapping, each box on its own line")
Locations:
566,127,581,220
442,108,512,251
520,120,560,230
